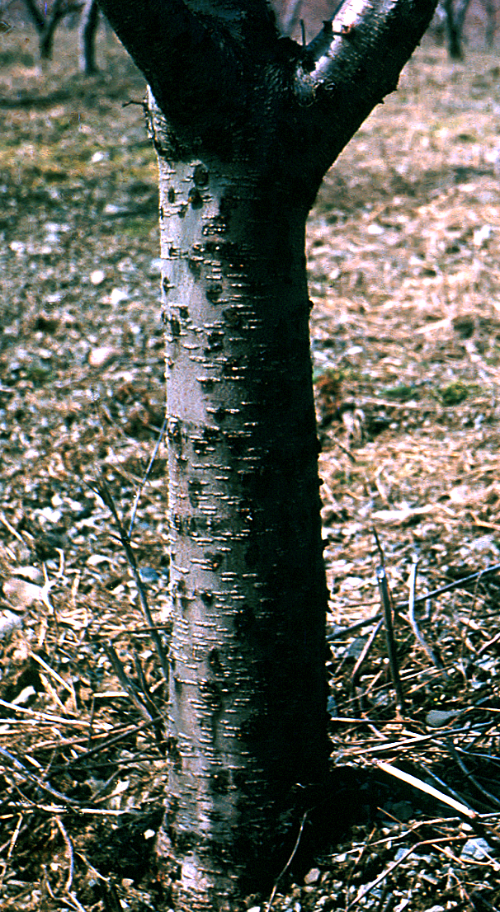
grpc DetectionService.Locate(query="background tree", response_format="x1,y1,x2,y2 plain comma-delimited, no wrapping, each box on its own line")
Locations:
483,0,496,44
78,0,100,73
96,0,437,909
21,0,82,60
442,0,472,58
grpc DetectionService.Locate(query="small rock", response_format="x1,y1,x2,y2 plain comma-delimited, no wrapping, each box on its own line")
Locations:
460,837,492,861
3,578,45,608
138,566,160,585
11,566,43,584
304,868,321,885
12,684,36,705
425,709,460,728
90,268,106,285
109,287,129,306
0,610,24,640
88,346,119,368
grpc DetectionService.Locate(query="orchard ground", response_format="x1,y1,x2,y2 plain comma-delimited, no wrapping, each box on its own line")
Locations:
1,20,500,912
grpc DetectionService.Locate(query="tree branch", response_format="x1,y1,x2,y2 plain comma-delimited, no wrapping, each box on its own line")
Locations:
288,0,438,189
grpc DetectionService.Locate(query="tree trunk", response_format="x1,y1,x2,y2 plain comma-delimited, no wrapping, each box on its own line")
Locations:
79,0,99,73
443,0,461,57
484,0,496,47
443,0,471,59
96,0,439,908
148,97,329,907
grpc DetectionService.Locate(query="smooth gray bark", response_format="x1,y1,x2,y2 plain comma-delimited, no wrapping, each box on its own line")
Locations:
96,1,438,909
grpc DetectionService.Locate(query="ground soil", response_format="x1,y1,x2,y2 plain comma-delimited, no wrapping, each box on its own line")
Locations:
1,17,500,912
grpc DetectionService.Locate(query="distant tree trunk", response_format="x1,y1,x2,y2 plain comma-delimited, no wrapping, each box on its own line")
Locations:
78,0,99,73
429,1,446,44
97,0,439,909
483,0,496,47
39,0,63,59
443,0,472,59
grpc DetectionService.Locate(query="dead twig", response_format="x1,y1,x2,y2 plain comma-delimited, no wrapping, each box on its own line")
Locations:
376,566,406,716
374,759,477,819
266,811,309,912
128,413,167,539
446,737,500,810
93,475,170,685
350,619,383,714
407,553,447,673
0,746,81,808
102,643,156,724
55,816,75,893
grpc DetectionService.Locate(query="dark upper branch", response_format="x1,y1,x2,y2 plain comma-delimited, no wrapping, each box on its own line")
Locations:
304,0,436,89
290,0,438,179
98,0,277,115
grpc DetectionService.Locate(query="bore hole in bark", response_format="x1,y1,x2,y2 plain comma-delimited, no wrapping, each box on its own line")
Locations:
226,432,247,458
210,768,230,796
205,551,224,571
223,307,241,327
213,406,228,422
193,163,209,187
199,679,224,714
187,257,202,277
188,187,203,209
208,647,223,673
188,478,203,507
203,426,220,443
192,437,209,455
169,316,181,338
204,331,224,354
206,283,223,303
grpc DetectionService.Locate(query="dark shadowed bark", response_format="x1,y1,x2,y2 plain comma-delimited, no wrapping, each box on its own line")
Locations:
96,1,438,909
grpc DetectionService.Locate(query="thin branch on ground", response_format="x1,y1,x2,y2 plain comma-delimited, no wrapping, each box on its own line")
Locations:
377,566,406,715
93,473,170,684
